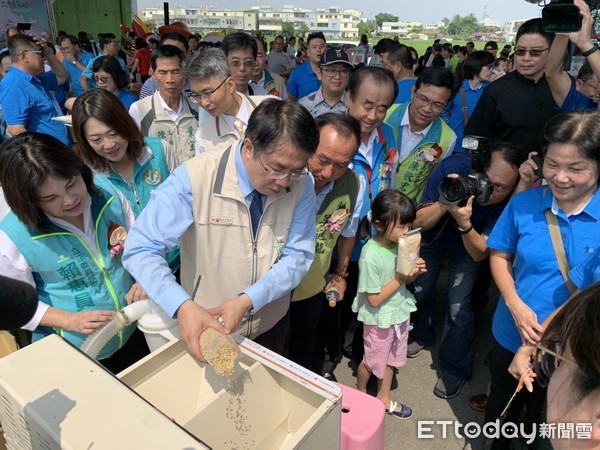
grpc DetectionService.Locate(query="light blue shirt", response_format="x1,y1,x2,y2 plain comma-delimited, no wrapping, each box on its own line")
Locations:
62,50,95,96
123,144,316,317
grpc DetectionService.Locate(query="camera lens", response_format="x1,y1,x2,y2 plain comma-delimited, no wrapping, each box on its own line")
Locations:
439,177,468,204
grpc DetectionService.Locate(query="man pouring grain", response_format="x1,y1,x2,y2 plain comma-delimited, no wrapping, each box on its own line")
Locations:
123,99,318,361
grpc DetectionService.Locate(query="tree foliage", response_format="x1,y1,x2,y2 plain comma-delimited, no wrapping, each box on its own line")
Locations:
446,14,481,37
375,12,399,28
358,20,376,37
298,23,310,38
281,21,295,38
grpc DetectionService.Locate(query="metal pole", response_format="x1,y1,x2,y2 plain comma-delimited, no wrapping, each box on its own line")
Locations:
164,2,169,26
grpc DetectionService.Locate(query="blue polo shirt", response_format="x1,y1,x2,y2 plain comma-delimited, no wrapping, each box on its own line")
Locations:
394,79,416,104
62,50,95,96
559,81,596,112
420,153,507,251
117,89,137,110
0,67,70,145
569,250,600,290
287,62,321,100
487,187,600,353
442,79,490,154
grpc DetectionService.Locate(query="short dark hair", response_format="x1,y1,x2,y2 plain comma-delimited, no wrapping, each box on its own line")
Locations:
347,66,398,105
0,49,11,63
516,18,555,47
134,37,148,50
159,32,189,51
386,43,413,70
72,89,143,173
486,141,526,173
374,38,396,56
466,41,474,47
99,33,117,51
246,99,319,156
415,67,454,92
92,56,129,90
578,60,594,82
151,44,185,71
307,32,326,46
315,113,361,154
7,34,36,62
0,132,97,231
360,189,415,239
463,51,495,80
541,111,600,172
222,32,257,59
59,35,79,47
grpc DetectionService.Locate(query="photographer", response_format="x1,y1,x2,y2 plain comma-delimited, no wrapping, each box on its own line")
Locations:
409,142,525,399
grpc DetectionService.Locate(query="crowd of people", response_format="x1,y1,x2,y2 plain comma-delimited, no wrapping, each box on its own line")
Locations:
1,0,600,446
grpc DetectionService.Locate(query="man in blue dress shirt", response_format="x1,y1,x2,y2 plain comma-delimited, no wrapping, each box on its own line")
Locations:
123,99,319,361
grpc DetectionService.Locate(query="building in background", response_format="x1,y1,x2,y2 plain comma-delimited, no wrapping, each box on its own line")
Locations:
139,5,363,38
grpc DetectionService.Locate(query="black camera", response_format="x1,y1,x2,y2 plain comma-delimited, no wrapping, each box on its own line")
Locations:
542,0,583,33
439,173,493,205
438,136,493,205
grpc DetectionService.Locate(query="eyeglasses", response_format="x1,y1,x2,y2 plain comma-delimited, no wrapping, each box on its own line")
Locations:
515,47,549,57
229,59,255,69
256,154,308,181
190,78,228,103
321,67,351,77
415,93,446,112
580,78,599,90
92,75,112,84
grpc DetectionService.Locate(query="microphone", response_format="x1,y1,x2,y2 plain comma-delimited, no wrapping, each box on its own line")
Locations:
0,275,38,330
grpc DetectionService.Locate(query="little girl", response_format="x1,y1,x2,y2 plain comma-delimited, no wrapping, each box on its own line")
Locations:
352,189,426,419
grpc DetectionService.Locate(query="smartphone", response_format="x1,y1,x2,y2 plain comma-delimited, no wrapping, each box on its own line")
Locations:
531,154,544,179
542,2,583,33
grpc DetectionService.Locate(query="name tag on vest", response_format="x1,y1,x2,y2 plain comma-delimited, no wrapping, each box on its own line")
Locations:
209,216,233,225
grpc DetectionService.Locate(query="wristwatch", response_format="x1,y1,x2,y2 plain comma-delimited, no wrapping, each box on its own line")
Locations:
582,44,599,57
457,223,474,235
72,59,78,65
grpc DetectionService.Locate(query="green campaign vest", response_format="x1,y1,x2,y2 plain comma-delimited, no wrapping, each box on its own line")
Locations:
292,171,360,301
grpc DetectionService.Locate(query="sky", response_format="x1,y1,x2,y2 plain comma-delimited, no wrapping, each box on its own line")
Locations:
137,0,543,24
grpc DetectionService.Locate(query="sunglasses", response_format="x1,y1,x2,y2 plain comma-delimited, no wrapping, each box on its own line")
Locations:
515,48,549,58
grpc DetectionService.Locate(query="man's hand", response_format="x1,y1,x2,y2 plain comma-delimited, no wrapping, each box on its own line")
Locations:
177,300,230,362
447,195,474,229
207,294,253,335
568,0,594,50
324,273,347,301
125,282,147,304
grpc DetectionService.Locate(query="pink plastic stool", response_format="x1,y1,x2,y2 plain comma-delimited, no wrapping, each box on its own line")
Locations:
335,382,385,450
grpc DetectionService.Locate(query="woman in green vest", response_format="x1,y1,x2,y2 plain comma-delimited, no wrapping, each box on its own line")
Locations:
72,89,180,272
0,132,149,373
